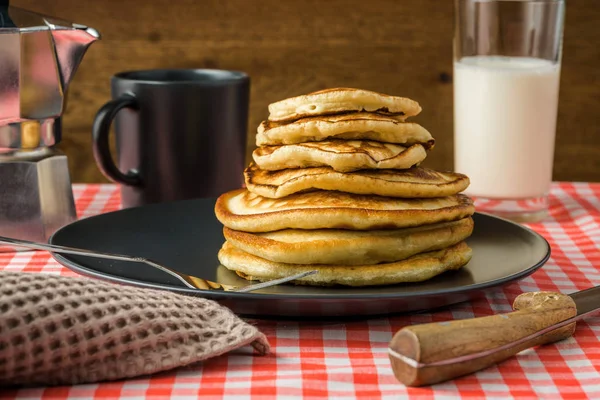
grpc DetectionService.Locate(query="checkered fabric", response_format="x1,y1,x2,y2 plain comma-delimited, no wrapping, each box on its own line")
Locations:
1,183,599,400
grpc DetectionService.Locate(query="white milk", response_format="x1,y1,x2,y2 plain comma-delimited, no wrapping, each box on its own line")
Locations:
453,56,561,199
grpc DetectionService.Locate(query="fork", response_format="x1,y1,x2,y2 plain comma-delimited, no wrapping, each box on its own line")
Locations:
0,236,317,293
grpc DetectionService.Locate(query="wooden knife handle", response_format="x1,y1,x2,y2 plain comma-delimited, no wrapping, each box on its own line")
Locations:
389,292,577,387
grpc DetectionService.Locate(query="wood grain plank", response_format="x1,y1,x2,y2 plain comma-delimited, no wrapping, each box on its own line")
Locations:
55,40,456,182
14,0,452,43
11,0,600,183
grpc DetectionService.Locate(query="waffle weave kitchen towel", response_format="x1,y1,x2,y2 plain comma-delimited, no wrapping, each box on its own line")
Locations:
0,271,269,387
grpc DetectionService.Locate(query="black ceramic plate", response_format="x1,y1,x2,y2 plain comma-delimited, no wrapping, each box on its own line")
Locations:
50,197,550,318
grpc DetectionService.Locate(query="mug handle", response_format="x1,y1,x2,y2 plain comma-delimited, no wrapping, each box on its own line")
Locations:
92,94,142,186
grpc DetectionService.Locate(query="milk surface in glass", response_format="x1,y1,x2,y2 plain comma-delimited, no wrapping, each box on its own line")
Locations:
454,56,560,199
454,56,561,199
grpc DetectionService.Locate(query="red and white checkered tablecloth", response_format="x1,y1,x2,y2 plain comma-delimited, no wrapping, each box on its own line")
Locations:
1,183,600,400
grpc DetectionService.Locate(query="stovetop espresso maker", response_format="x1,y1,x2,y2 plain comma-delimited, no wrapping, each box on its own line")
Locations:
0,1,99,242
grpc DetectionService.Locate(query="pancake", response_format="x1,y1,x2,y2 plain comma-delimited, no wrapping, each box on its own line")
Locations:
223,217,474,265
215,189,475,232
267,88,422,123
256,113,434,147
245,165,470,199
218,241,472,287
252,141,427,172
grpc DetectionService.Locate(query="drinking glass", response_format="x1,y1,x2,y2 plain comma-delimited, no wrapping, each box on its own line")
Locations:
453,0,565,222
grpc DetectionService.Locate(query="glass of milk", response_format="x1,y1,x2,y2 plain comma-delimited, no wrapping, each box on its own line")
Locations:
453,0,565,222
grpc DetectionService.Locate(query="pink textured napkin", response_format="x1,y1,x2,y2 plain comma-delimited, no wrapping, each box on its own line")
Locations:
0,271,269,387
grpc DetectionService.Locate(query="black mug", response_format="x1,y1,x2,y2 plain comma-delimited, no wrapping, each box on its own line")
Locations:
92,69,249,208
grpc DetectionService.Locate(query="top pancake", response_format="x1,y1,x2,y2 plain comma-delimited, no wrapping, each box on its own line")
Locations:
256,112,434,147
215,189,475,232
267,88,422,123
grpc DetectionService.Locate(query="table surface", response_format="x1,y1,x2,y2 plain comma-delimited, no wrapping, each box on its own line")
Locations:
1,183,599,400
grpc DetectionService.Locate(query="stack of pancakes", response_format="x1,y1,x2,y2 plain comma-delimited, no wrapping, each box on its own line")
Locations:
215,88,475,287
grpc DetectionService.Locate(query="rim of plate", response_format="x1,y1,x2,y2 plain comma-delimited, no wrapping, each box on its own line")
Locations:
49,210,550,300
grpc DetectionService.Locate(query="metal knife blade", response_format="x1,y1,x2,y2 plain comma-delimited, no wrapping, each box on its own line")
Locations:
569,285,600,317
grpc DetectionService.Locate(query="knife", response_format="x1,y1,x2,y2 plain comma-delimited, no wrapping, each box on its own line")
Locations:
388,287,600,387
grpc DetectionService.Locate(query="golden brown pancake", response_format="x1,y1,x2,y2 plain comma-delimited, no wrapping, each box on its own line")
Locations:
214,189,475,232
223,217,474,265
244,165,470,199
256,113,434,147
252,141,427,172
267,88,421,123
218,241,472,287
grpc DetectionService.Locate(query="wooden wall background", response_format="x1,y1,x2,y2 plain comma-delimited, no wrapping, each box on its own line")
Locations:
14,0,600,183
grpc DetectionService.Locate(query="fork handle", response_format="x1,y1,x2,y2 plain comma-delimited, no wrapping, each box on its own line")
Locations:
0,235,141,263
389,292,577,387
0,235,198,288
